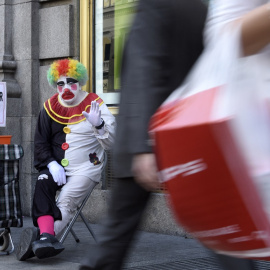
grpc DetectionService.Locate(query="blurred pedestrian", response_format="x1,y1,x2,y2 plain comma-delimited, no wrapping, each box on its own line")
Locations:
79,0,268,268
79,0,263,268
79,0,207,269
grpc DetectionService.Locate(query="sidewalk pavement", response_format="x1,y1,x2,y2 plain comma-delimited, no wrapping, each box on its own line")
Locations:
1,217,270,270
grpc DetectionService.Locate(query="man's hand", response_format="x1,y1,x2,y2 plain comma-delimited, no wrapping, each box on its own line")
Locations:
132,153,160,191
82,100,102,127
47,161,66,186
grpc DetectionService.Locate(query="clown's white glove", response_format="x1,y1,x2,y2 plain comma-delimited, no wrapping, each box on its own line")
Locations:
83,100,105,135
83,100,102,126
47,161,66,186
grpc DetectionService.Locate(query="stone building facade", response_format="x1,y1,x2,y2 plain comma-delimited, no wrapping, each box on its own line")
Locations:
0,0,184,236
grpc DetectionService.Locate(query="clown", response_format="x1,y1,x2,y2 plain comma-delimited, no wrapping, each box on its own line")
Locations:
16,59,115,260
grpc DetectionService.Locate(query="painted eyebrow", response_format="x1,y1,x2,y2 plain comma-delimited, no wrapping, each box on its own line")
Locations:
67,78,78,84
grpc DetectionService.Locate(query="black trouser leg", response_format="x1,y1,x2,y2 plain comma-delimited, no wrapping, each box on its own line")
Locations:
32,168,62,227
80,177,151,270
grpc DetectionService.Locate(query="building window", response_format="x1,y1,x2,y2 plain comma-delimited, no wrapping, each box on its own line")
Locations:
81,0,168,192
95,0,138,105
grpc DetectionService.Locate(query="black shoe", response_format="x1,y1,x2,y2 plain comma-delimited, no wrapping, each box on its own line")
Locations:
32,233,65,259
15,227,39,261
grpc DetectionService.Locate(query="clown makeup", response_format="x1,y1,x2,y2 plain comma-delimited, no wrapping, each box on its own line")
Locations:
57,76,83,106
57,78,79,92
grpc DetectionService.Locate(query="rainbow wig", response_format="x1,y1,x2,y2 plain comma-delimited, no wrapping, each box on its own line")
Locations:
47,59,88,88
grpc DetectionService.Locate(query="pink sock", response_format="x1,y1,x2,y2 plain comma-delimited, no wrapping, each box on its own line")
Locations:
37,215,55,236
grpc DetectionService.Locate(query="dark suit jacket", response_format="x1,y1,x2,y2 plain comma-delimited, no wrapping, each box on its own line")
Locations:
113,0,207,178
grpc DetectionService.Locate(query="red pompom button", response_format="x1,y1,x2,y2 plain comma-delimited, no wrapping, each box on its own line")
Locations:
62,143,69,150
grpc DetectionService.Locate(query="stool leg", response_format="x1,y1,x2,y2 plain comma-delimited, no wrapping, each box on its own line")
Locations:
0,229,9,251
70,228,80,243
59,216,78,244
0,228,14,255
58,182,99,244
6,231,14,255
79,213,97,243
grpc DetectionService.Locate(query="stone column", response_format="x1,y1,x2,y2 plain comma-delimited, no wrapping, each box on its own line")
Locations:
12,0,40,216
0,0,21,98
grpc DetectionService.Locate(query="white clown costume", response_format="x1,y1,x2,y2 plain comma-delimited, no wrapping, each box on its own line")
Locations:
15,59,115,261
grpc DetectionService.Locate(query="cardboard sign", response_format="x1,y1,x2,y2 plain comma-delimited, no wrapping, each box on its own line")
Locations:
150,87,270,260
0,82,7,127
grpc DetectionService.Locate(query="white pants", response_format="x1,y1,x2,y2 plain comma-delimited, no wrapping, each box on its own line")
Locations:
54,175,97,236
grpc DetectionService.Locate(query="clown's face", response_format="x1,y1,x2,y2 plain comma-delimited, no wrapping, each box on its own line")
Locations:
57,76,81,105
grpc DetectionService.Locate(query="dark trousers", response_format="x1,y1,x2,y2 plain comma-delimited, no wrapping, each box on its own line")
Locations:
32,168,62,227
80,177,256,270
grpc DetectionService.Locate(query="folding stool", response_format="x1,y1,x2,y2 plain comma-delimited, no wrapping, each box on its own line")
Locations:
58,152,107,244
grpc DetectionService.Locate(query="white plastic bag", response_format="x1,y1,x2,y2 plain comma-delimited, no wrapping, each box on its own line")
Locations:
223,55,270,217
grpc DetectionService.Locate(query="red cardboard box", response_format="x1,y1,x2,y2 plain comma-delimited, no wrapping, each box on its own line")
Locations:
150,86,270,259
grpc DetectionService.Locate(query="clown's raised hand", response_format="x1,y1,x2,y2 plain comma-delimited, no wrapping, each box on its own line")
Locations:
83,100,102,126
83,101,105,135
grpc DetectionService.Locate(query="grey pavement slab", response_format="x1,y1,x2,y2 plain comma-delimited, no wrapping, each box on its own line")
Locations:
1,217,270,270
